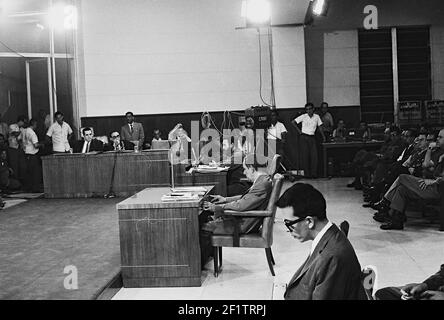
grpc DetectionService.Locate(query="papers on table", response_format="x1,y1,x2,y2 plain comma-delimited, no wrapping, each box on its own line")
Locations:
161,186,208,202
171,186,208,192
161,192,200,202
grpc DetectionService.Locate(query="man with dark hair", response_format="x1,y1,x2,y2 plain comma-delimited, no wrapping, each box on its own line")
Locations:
199,154,272,267
375,264,444,300
121,111,145,149
276,183,365,300
267,109,287,157
73,127,104,153
292,103,325,179
23,119,44,192
104,131,134,151
319,102,334,139
46,111,73,153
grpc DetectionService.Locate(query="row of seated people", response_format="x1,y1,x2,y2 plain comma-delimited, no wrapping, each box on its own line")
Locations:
347,126,444,230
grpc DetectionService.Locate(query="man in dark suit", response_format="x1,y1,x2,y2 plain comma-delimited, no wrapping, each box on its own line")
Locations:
120,111,145,149
199,154,272,267
375,264,444,300
104,131,134,151
73,127,104,153
276,183,366,300
202,154,272,235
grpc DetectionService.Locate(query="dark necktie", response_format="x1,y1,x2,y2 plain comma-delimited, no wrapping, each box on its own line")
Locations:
130,124,133,134
86,141,90,153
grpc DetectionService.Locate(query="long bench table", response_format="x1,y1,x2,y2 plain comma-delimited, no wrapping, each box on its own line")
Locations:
42,150,227,198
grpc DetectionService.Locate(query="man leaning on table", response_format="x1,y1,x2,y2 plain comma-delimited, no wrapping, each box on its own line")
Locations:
199,154,272,267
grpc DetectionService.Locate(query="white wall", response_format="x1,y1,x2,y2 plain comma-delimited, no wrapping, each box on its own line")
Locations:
431,26,444,100
77,0,306,117
323,30,360,106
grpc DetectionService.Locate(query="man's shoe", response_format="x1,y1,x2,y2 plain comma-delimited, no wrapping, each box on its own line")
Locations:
363,202,375,208
373,211,389,223
347,182,356,188
371,199,389,211
380,222,404,230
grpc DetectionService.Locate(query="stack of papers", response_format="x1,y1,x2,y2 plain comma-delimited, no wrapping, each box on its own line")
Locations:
195,165,228,173
161,193,200,202
171,186,207,192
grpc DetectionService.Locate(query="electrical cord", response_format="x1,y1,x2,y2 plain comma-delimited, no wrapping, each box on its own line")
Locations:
257,28,272,107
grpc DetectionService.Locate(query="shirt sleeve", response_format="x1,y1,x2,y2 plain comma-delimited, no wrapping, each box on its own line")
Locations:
317,115,323,127
295,115,303,124
46,125,53,137
67,124,73,135
31,131,38,144
279,122,287,133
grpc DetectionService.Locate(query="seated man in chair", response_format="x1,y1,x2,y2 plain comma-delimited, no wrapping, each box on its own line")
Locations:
199,154,272,266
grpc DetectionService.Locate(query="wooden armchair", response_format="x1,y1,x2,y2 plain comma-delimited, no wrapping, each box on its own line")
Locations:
267,154,281,177
211,174,284,277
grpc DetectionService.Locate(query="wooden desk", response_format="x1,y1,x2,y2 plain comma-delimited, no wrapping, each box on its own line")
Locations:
42,151,228,198
117,186,214,287
42,150,170,198
322,141,384,177
173,165,227,196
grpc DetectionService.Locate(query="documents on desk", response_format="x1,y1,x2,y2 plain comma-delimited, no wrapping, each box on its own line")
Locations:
161,187,207,202
187,165,229,174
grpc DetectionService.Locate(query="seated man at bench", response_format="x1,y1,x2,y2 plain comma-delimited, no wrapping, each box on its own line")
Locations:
376,128,444,230
199,153,272,266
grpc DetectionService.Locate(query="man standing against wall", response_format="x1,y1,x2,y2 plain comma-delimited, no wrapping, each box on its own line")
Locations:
120,111,145,150
292,103,325,179
23,119,43,193
46,111,73,153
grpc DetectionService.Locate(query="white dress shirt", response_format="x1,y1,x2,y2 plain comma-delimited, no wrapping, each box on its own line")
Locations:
47,122,73,152
267,121,287,140
81,140,91,153
295,114,323,136
310,221,333,256
23,127,39,155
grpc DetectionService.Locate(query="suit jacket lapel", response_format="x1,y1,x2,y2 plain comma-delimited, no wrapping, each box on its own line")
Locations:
286,225,338,289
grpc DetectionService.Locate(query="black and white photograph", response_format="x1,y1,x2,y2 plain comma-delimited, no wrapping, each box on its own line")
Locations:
0,0,443,309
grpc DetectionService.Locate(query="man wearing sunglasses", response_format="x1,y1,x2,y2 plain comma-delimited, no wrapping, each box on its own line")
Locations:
276,183,366,300
104,131,135,151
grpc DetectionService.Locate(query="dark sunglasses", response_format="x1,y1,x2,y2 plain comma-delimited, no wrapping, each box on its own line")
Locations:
284,217,306,232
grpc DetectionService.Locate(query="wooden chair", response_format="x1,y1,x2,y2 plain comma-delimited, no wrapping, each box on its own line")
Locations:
211,174,284,277
267,154,281,177
340,220,375,300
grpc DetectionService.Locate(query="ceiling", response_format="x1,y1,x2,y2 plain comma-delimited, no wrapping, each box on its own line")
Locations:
271,0,311,26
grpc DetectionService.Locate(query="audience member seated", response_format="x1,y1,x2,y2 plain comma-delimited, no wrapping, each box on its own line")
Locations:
375,264,444,300
355,121,372,141
104,131,134,151
332,119,347,142
0,147,21,193
152,129,162,142
363,131,428,206
199,154,272,267
374,128,444,230
73,127,104,153
347,126,403,189
276,183,366,300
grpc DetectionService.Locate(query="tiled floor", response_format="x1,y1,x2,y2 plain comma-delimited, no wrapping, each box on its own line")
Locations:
113,178,444,300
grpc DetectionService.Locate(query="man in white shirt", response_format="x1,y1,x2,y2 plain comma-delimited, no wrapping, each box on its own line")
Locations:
23,119,43,192
276,183,365,300
292,103,326,178
46,111,73,153
267,110,287,158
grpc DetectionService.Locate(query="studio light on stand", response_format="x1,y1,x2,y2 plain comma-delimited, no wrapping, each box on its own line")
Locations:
312,0,329,17
241,0,271,28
